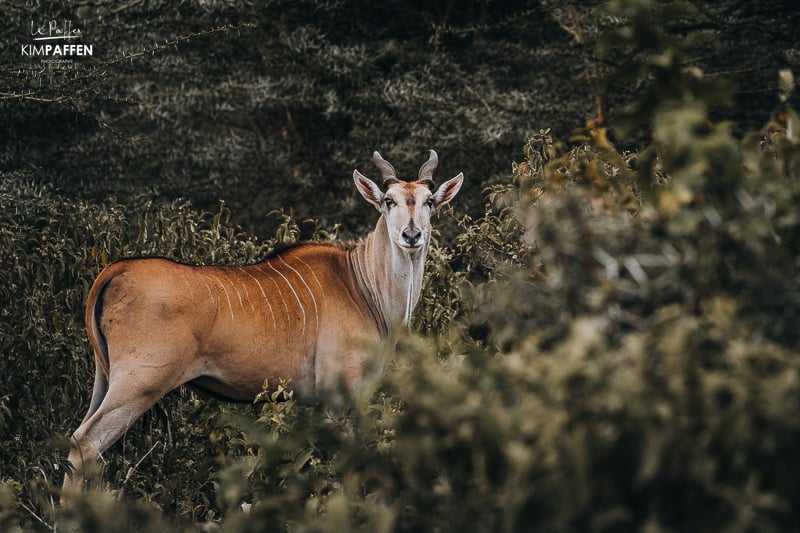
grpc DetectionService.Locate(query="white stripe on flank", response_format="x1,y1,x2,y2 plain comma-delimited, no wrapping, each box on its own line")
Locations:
294,256,326,298
204,281,220,318
268,262,307,338
204,282,215,301
231,283,245,311
239,268,277,333
263,267,290,315
237,273,257,313
210,274,235,322
279,256,319,335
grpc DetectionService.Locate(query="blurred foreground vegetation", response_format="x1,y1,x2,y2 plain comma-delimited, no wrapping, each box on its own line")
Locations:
2,0,800,531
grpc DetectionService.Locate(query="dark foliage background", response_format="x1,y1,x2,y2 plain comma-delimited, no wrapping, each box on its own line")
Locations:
3,0,589,234
2,0,800,530
2,0,798,232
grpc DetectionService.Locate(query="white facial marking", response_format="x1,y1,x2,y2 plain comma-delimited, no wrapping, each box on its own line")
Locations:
382,183,434,252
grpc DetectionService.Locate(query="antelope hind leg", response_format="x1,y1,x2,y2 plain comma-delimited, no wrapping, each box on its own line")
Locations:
61,372,177,503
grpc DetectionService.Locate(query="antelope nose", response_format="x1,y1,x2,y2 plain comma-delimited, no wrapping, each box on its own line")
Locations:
402,227,422,246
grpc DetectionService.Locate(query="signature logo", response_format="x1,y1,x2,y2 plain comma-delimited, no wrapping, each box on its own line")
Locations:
30,20,83,41
21,20,93,60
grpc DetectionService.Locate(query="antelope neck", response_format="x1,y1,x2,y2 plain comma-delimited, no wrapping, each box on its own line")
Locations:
349,214,427,337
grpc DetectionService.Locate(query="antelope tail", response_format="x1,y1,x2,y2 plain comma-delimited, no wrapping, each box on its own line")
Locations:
85,268,114,381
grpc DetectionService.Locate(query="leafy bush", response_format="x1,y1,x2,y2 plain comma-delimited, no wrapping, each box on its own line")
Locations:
197,3,800,531
208,107,800,532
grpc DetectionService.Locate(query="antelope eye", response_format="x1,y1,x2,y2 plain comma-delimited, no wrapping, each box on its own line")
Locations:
384,197,395,208
425,197,435,208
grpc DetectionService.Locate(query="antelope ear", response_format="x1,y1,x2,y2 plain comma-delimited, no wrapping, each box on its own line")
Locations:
432,172,463,209
353,170,384,210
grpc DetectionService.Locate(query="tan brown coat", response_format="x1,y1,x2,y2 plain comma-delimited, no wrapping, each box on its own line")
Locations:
62,150,463,498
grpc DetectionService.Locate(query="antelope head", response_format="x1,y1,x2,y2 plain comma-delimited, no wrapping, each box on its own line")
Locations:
353,150,463,254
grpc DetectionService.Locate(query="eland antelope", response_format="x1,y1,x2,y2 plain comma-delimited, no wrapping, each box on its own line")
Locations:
62,150,463,496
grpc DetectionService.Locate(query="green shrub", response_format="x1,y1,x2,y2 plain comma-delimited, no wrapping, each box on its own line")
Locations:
203,3,800,531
